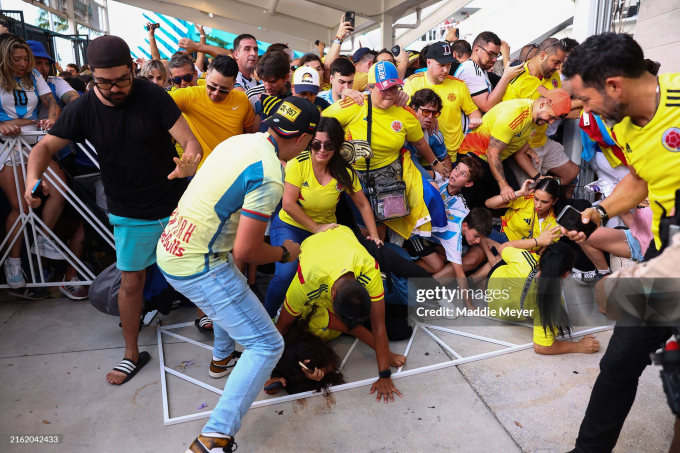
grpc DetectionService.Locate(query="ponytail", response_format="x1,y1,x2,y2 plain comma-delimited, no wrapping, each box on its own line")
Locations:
536,242,575,339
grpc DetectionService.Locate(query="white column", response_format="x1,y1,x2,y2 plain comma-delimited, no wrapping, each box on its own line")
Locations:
65,0,77,34
380,13,393,50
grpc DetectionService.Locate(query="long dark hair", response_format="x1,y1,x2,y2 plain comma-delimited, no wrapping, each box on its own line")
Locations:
271,321,345,395
313,117,357,193
536,242,575,339
534,177,563,216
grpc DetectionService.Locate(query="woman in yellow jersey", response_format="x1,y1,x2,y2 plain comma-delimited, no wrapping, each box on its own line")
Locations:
264,117,380,318
487,242,600,355
323,61,445,234
485,177,562,253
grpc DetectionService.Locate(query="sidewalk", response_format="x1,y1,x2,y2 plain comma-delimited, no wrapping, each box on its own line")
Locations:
0,283,674,452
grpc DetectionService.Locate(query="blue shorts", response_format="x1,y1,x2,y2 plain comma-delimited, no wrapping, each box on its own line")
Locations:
488,226,509,245
110,214,170,272
623,229,644,262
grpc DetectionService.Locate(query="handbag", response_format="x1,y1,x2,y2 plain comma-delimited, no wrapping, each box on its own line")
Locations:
364,96,410,222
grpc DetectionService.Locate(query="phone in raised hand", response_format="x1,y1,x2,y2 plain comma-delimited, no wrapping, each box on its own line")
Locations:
344,11,355,29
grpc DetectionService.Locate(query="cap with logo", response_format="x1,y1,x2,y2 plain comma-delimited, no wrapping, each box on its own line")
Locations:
263,96,320,137
352,47,373,63
293,66,320,94
537,86,572,117
426,41,455,64
368,61,403,90
87,35,132,69
27,41,55,63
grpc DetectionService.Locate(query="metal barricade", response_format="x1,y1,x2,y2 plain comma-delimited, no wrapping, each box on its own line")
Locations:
0,132,114,289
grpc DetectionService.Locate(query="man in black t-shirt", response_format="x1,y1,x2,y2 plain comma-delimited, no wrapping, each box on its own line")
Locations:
24,35,202,386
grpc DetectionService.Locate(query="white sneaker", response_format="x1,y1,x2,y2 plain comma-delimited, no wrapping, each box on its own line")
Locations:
4,260,25,289
436,298,458,320
31,236,65,260
571,268,597,286
59,277,89,300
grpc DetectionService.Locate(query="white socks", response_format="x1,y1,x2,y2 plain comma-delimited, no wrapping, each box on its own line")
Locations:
6,257,21,265
598,268,612,275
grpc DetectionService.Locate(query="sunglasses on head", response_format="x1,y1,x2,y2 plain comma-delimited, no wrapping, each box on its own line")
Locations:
542,39,567,53
310,140,335,152
418,107,441,118
206,84,231,94
172,73,194,84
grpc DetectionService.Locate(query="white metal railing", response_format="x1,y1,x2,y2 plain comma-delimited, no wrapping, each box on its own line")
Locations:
0,132,114,288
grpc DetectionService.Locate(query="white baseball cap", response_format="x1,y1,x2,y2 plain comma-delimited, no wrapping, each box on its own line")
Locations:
293,66,320,94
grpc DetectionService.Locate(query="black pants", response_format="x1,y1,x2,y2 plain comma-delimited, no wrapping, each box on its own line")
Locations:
460,153,520,209
574,243,672,452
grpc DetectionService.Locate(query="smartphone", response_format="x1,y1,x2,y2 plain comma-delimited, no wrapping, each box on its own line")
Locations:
490,247,499,257
145,23,160,31
298,361,312,371
510,59,523,67
30,179,42,198
391,45,400,57
455,28,460,39
345,11,355,29
315,39,320,46
264,381,284,391
556,205,598,238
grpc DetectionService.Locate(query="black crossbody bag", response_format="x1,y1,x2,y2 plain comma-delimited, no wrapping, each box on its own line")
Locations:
364,96,410,221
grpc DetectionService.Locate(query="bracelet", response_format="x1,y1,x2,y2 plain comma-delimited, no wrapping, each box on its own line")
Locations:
200,35,206,38
532,173,541,181
333,38,343,45
334,36,343,43
149,36,155,39
534,238,538,248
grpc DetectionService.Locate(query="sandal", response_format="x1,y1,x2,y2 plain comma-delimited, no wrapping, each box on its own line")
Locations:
112,351,151,385
195,316,214,333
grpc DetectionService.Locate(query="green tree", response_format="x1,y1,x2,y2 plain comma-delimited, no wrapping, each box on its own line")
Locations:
36,9,69,33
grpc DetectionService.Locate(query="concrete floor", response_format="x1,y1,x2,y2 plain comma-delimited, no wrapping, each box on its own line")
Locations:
0,280,675,452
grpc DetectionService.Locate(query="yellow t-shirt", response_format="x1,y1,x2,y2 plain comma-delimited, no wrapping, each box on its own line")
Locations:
502,63,561,148
284,226,384,340
322,96,423,171
170,86,255,166
403,73,478,160
459,99,536,161
279,151,362,232
500,194,559,251
487,247,555,346
353,72,368,91
612,72,680,249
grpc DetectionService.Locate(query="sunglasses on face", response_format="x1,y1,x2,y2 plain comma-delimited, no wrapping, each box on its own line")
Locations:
418,107,441,118
206,84,231,94
172,73,194,84
93,72,132,90
477,45,501,59
310,140,335,152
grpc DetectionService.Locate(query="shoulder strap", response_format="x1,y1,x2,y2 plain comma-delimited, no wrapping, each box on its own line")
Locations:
366,95,373,176
519,268,539,310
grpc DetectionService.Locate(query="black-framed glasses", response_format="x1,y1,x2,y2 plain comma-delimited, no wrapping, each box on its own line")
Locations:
310,140,335,152
206,84,231,94
93,72,132,90
418,107,441,118
172,73,194,85
477,45,501,59
542,39,567,53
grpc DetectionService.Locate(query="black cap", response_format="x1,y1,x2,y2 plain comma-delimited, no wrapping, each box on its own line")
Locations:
87,35,132,69
262,96,320,137
352,47,372,63
426,41,455,64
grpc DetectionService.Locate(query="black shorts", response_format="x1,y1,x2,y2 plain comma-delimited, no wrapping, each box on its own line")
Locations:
405,237,437,259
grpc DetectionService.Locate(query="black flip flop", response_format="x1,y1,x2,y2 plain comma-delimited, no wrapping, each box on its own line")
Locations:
195,316,214,333
112,351,151,385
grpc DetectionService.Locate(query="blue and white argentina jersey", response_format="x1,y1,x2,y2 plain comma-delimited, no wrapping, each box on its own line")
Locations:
430,172,470,264
0,69,51,123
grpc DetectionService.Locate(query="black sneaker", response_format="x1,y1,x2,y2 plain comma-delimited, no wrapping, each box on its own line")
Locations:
7,287,50,300
249,284,266,303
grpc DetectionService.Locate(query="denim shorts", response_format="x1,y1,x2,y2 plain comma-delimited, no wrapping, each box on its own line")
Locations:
109,214,169,271
623,229,644,262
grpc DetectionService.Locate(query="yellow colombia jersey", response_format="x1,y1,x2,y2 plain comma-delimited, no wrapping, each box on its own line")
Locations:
612,72,680,249
501,194,559,251
404,73,478,159
353,72,368,92
487,247,555,346
502,63,561,148
157,133,284,279
170,86,255,166
284,226,384,341
459,99,536,161
278,151,362,232
323,96,423,171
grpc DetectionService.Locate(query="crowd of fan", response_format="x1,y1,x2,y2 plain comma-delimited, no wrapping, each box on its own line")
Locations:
0,17,668,452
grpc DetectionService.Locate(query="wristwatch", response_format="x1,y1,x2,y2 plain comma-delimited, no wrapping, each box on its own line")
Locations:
379,369,392,379
279,245,290,264
532,172,541,181
431,158,440,167
594,205,609,226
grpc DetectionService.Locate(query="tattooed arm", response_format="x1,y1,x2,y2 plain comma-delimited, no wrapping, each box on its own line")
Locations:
61,90,80,105
39,93,60,129
487,135,516,202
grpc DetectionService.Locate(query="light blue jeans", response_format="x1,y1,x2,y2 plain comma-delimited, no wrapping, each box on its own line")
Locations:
164,259,284,436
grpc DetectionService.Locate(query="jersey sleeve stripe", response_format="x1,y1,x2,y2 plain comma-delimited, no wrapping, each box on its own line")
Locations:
296,262,305,284
370,291,385,300
284,299,301,316
241,209,270,221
